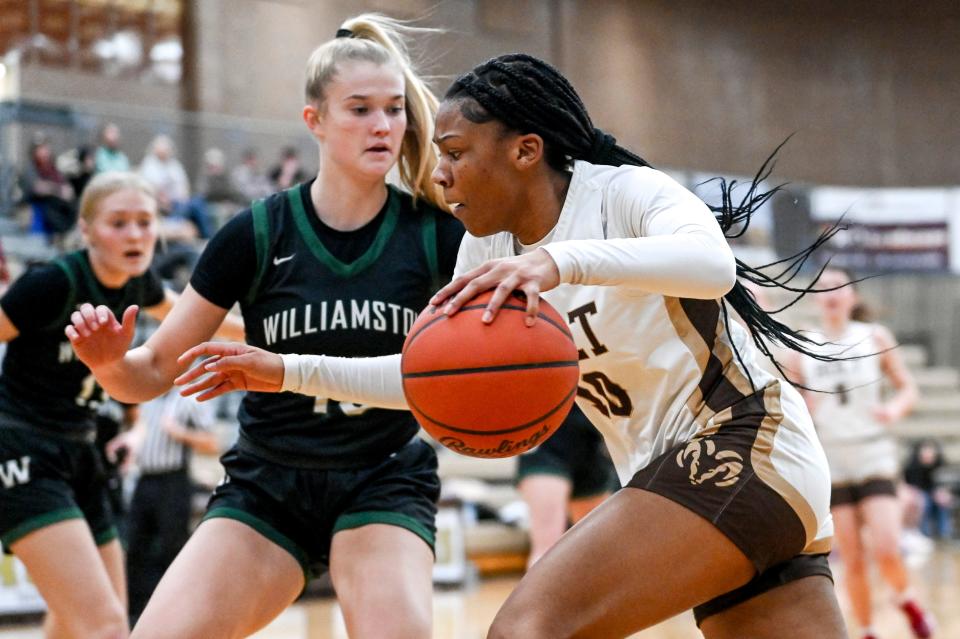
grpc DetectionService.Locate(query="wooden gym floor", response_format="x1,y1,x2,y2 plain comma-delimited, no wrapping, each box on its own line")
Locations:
0,544,956,638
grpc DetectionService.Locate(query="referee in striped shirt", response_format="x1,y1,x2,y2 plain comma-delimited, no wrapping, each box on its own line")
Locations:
125,389,219,624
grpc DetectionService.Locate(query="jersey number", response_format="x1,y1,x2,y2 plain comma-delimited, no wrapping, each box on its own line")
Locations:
577,371,633,418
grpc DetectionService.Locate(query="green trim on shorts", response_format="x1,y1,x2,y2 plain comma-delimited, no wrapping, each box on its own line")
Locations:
0,507,84,547
333,511,435,549
203,507,311,582
93,526,119,547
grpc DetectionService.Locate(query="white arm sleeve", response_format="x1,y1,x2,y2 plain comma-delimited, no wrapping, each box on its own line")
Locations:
280,353,408,410
542,167,737,299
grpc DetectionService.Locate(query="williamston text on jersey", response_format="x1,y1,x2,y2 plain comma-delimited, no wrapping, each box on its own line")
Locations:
262,299,421,346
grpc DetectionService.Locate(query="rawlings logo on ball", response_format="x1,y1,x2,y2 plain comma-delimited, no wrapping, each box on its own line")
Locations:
439,425,552,458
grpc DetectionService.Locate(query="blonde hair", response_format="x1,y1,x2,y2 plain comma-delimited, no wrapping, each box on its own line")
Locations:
304,13,445,210
78,171,157,223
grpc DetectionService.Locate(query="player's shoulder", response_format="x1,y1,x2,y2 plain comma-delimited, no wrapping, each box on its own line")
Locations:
575,161,669,193
4,260,69,300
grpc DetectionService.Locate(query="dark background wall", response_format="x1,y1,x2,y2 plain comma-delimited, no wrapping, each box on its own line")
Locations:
13,0,958,186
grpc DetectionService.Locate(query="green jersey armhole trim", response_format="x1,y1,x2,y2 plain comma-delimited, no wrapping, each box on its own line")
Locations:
246,198,271,306
46,254,78,331
420,209,440,293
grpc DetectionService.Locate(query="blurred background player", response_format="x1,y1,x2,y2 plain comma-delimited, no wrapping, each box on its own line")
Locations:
0,172,171,639
790,267,934,639
516,404,618,568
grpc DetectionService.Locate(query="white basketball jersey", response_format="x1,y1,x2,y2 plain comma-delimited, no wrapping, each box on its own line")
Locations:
799,321,885,444
454,161,806,485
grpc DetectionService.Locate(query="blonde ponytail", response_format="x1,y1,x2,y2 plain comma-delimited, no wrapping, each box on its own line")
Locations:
305,14,446,210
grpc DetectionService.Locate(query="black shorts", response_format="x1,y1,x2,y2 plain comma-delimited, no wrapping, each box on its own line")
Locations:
626,389,832,624
0,420,118,551
516,406,619,499
203,436,440,580
831,478,897,507
692,553,832,625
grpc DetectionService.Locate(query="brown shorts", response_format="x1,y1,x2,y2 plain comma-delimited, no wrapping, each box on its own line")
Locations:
626,390,832,624
831,478,897,507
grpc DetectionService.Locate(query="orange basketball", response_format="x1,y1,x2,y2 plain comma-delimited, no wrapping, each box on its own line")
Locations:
401,291,580,458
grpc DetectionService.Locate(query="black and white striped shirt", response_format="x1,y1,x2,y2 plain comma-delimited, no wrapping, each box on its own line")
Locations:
137,391,215,474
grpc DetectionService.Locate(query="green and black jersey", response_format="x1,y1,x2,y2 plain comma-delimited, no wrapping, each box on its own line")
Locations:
0,250,165,434
190,182,464,467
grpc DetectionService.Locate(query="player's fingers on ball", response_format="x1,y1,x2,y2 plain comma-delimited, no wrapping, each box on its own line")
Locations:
522,286,541,326
445,278,488,316
432,275,470,308
483,281,517,323
65,325,79,341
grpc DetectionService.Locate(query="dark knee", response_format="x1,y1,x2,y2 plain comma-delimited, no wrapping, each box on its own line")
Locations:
487,608,553,639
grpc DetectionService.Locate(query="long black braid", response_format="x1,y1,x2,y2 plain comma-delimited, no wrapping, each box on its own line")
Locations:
445,53,848,385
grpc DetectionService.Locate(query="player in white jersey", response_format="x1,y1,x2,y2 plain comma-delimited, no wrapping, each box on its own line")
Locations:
791,268,933,639
171,54,847,638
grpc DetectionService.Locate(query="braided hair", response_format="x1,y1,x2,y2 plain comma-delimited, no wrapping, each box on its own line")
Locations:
445,53,846,384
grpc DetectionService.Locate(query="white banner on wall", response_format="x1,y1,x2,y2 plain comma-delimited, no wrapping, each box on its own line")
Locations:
810,187,960,273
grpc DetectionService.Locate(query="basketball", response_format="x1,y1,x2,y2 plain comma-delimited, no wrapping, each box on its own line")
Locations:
401,291,580,458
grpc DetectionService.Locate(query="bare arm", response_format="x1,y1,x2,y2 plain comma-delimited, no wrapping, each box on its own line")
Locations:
66,285,230,403
873,325,919,423
162,417,220,455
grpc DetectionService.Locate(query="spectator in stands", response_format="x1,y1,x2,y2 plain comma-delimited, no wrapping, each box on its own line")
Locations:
195,148,240,231
196,148,238,206
67,146,97,199
138,135,212,241
268,145,305,190
904,438,954,540
95,123,131,174
230,148,273,203
137,135,189,214
21,134,77,238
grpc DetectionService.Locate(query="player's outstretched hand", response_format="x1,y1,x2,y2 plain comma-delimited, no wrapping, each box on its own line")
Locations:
65,303,139,370
429,248,560,326
176,342,284,401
